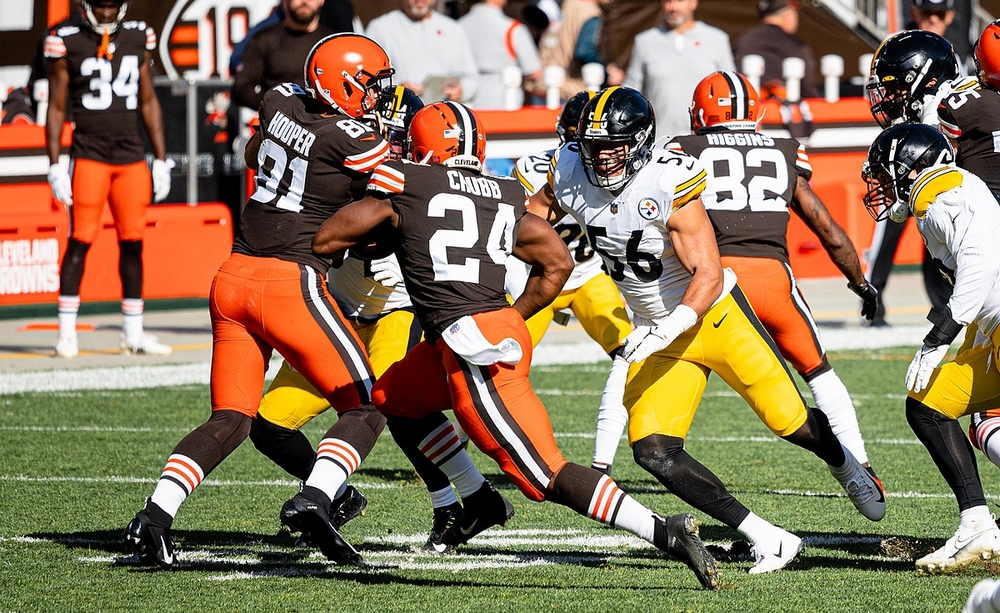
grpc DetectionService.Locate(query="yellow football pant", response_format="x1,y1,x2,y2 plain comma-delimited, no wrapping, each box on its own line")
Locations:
524,272,631,354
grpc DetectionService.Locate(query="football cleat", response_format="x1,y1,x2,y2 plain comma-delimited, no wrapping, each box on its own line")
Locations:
748,528,804,575
330,485,368,529
916,522,1000,575
123,498,175,568
829,447,886,522
422,502,462,553
440,482,514,549
53,336,78,359
280,493,363,566
120,332,173,356
963,578,1000,613
653,513,720,590
590,463,612,477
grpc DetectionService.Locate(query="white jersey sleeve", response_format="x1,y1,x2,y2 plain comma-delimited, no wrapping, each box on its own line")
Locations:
327,256,413,320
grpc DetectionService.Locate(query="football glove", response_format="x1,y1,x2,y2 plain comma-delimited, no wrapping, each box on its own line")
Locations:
620,305,698,363
848,281,879,321
905,343,949,393
48,163,72,204
152,159,173,203
368,255,403,287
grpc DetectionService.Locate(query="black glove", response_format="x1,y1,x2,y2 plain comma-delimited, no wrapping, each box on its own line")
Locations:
848,282,879,321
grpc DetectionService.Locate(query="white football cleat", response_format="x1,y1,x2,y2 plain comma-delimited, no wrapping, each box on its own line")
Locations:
748,528,804,574
120,332,173,356
829,446,886,521
53,336,78,358
963,578,1000,613
917,522,1000,575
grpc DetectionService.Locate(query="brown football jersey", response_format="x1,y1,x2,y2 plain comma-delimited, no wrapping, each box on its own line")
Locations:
367,160,526,337
235,83,390,274
938,87,1000,195
44,19,156,164
667,132,812,262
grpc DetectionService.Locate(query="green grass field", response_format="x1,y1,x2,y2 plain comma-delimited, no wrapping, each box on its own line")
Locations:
3,348,999,612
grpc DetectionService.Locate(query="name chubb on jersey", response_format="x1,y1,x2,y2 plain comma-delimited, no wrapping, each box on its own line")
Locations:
447,170,502,198
268,109,317,157
703,132,775,148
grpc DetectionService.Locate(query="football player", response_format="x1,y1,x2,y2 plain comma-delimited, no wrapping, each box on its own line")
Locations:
251,84,494,553
864,29,979,326
667,71,883,491
939,20,1000,467
509,90,632,476
528,86,886,575
310,100,722,590
45,0,172,357
861,122,1000,574
124,33,394,568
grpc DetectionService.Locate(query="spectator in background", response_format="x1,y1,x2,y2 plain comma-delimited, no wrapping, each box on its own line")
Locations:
45,0,172,358
734,0,820,100
319,0,355,33
365,0,478,103
907,0,974,74
231,0,333,111
535,0,602,101
623,0,734,139
460,0,542,109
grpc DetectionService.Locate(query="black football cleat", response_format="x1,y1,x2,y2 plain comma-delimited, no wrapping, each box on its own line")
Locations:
280,493,364,566
330,485,368,530
654,513,720,590
422,502,463,553
123,498,176,568
440,482,515,549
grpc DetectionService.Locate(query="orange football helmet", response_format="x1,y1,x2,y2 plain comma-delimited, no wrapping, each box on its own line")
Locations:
303,33,394,118
689,71,762,134
975,20,1000,91
407,101,486,172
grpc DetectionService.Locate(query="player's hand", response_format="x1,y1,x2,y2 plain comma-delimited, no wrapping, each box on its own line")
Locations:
369,255,403,287
48,164,72,204
152,159,173,202
905,343,948,393
620,325,675,363
848,281,879,321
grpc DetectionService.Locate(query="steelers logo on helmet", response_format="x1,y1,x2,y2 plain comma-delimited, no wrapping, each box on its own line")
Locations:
577,86,656,192
637,198,659,220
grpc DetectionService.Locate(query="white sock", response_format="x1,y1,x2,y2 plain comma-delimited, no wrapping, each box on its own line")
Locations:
737,511,778,544
960,505,994,530
122,298,144,341
304,438,359,503
57,295,80,339
595,478,655,542
808,370,869,465
592,355,630,468
440,452,485,498
429,486,459,508
150,453,205,518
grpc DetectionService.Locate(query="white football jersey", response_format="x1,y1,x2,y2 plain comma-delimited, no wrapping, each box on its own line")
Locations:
548,143,736,326
910,164,1000,336
327,256,412,320
507,150,605,296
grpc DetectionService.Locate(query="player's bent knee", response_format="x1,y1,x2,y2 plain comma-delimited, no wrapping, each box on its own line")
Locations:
249,415,299,452
632,433,685,480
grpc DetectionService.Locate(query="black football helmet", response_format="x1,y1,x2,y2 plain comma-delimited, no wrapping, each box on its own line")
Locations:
80,0,130,35
862,122,955,222
556,90,596,144
376,85,423,160
577,86,655,191
867,30,960,128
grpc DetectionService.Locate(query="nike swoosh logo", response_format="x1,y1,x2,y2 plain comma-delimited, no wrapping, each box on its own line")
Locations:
713,314,728,328
431,542,449,553
776,542,783,557
360,134,377,142
160,536,174,565
460,519,480,537
953,531,983,550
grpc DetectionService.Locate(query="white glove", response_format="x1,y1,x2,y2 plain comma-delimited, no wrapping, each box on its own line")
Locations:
152,159,173,202
48,164,72,204
369,255,403,287
905,343,949,393
620,304,698,363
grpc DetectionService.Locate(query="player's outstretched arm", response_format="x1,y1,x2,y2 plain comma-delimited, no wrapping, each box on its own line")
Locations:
668,197,724,319
511,213,573,321
313,196,397,255
791,175,867,287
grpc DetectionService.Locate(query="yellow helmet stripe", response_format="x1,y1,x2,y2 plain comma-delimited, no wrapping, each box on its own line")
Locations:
590,86,620,131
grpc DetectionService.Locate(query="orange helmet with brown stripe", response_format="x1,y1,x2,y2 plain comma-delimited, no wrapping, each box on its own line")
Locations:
689,71,762,134
975,20,1000,91
304,33,394,118
407,101,486,172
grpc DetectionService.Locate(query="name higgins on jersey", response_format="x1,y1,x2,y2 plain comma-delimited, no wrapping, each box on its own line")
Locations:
703,132,775,147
